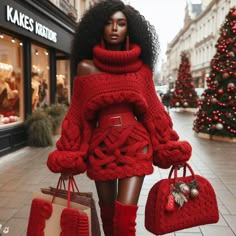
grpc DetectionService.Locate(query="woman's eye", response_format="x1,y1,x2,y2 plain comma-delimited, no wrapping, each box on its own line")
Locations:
117,20,127,27
105,20,112,25
118,22,126,27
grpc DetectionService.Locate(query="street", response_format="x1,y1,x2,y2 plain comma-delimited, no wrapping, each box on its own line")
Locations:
0,109,236,236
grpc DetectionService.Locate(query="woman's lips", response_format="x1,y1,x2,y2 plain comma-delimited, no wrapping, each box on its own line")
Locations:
110,34,119,39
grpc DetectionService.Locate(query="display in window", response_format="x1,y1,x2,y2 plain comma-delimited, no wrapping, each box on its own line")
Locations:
0,62,20,124
31,44,50,110
56,58,70,105
31,72,49,110
0,34,24,127
56,74,68,104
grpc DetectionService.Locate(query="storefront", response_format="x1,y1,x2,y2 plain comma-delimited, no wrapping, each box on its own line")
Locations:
0,0,76,156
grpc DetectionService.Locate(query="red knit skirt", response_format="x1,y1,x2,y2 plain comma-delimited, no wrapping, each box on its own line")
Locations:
86,105,153,181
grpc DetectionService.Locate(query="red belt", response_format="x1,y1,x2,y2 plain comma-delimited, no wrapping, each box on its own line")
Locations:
98,112,137,128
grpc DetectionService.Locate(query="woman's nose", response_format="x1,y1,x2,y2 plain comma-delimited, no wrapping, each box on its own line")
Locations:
112,23,118,31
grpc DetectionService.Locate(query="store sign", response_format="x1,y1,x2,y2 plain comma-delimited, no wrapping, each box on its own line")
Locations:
6,5,57,43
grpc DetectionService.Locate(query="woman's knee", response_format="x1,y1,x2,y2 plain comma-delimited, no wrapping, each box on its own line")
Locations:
117,176,145,205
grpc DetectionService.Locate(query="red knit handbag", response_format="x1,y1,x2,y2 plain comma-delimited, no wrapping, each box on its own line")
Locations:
145,163,219,235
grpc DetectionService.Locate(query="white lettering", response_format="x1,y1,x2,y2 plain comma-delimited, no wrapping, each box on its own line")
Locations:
35,21,57,43
25,16,34,32
6,5,57,43
6,5,14,22
13,8,19,25
28,18,34,32
35,21,41,35
6,5,35,32
19,11,25,27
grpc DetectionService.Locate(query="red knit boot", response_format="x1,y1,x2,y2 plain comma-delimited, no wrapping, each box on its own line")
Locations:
99,203,114,236
113,201,138,236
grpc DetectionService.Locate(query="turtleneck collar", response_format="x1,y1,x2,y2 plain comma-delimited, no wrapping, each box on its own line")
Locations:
93,44,143,74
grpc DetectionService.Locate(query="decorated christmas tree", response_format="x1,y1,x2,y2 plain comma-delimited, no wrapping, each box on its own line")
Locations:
193,7,236,138
171,52,198,108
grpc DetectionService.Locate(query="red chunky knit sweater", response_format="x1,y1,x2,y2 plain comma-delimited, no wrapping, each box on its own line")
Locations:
47,44,192,177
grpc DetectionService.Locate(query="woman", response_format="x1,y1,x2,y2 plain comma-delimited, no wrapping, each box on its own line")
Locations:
162,91,172,113
47,1,192,235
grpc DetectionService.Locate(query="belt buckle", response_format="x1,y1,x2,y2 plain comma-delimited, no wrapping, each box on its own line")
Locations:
110,116,122,126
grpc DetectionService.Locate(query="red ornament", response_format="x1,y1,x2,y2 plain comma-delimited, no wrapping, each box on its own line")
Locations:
232,26,236,33
232,11,236,18
213,115,219,121
217,89,223,94
222,72,230,79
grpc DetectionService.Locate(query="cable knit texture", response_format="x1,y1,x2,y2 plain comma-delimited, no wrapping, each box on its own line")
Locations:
26,199,52,236
60,208,89,236
47,44,192,179
114,201,138,236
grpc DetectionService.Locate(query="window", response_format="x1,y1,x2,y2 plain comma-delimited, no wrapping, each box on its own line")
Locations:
0,33,24,127
31,44,50,111
56,59,70,105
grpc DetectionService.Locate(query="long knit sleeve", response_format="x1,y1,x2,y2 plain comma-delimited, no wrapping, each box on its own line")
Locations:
139,66,192,169
47,78,90,175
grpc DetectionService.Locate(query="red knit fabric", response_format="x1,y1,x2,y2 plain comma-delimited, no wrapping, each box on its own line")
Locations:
47,44,192,179
113,201,138,236
93,44,143,73
26,199,52,236
87,119,153,180
60,208,89,236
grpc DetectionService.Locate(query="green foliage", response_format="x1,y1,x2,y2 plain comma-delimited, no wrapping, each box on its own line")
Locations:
25,110,53,147
45,103,67,133
25,104,68,147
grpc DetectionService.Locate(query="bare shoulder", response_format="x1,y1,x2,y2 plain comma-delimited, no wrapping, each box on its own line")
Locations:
77,59,101,77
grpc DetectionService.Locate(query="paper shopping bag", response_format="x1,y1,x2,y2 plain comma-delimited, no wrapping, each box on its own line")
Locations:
41,187,101,236
27,176,91,236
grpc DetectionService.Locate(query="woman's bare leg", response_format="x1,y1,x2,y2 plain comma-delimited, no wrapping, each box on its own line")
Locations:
95,180,117,236
117,176,144,205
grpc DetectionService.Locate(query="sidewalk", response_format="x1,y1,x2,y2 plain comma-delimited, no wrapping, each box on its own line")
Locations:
0,109,236,236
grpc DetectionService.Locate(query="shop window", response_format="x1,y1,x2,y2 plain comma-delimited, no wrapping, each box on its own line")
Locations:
0,34,23,127
31,44,50,111
56,59,70,105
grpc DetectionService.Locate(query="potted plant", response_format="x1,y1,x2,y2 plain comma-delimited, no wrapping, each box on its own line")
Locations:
45,103,67,135
25,109,53,147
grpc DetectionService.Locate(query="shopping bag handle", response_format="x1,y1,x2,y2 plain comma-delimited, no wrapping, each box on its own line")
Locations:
67,176,80,208
52,176,80,208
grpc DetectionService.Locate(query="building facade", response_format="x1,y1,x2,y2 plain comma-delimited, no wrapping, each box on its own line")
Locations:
165,0,235,90
48,0,97,20
0,0,84,156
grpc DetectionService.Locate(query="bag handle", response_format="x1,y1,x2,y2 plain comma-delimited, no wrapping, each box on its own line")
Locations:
168,163,195,181
168,165,186,179
52,176,80,208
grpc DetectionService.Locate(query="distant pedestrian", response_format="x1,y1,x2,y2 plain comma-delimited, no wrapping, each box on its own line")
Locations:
162,91,171,113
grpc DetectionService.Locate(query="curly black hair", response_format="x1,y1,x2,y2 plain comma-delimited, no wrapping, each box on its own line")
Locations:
70,0,160,73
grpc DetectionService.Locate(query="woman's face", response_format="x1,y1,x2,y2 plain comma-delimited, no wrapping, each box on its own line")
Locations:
103,11,128,50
